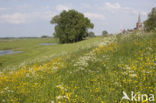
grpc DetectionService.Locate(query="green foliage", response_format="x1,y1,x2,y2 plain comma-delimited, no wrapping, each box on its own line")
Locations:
52,32,57,38
51,10,94,43
102,30,108,37
144,7,156,31
87,31,95,37
41,35,49,38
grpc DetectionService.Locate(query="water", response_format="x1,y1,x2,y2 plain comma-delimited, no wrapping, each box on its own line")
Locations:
0,50,23,56
40,43,57,46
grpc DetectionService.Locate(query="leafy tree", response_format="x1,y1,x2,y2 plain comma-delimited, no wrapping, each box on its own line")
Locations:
41,35,49,38
144,7,156,31
102,30,108,37
52,32,57,38
87,31,95,37
51,10,94,43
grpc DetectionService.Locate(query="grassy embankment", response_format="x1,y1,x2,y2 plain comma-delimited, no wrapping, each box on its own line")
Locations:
0,32,155,103
0,37,104,71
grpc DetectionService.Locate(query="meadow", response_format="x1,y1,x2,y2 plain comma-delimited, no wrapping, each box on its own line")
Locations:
0,32,155,103
0,37,104,71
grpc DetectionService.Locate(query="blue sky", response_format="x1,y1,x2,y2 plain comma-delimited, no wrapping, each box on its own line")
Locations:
0,0,155,37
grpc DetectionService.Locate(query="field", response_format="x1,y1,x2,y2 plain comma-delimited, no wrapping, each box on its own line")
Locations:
0,32,156,103
0,37,104,71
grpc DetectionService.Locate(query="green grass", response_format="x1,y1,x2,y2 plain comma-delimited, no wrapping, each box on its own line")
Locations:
0,37,104,71
0,38,57,70
0,33,155,103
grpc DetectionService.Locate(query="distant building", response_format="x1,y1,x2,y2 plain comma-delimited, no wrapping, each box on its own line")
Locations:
136,14,143,31
120,14,144,34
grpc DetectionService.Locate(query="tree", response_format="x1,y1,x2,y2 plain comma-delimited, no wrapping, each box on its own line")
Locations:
102,30,108,37
41,35,49,38
144,7,156,31
51,10,94,43
87,32,95,37
52,32,57,38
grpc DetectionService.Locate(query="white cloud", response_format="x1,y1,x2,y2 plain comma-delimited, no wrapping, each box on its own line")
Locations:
84,12,106,20
0,12,56,24
0,13,28,24
123,7,148,16
105,2,121,9
102,2,147,16
0,8,9,11
56,4,71,11
140,11,148,16
81,4,91,9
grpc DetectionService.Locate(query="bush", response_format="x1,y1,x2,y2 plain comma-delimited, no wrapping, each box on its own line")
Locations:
87,32,96,37
102,30,108,37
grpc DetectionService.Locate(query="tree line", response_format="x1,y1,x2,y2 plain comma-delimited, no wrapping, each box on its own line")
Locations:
51,7,156,43
144,7,156,31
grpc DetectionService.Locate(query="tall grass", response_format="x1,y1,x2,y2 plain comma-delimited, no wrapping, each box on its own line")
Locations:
0,32,155,103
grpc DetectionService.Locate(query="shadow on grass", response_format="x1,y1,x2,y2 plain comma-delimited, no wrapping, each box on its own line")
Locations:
0,63,2,66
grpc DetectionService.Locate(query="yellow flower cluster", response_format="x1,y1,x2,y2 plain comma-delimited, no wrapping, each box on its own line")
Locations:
0,33,155,103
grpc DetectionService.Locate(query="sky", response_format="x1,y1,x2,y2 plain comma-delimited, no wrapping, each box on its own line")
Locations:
0,0,156,37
